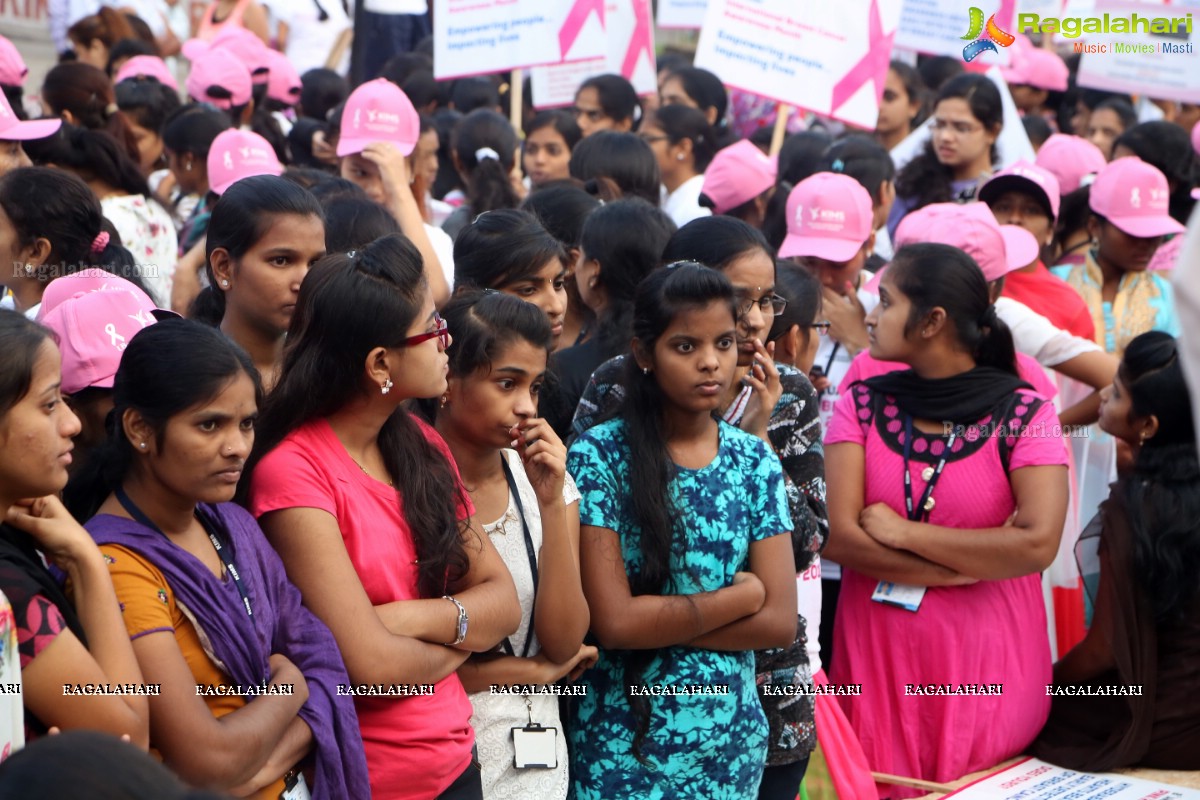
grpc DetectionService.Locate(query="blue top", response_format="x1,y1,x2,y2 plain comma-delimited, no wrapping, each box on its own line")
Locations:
566,417,793,799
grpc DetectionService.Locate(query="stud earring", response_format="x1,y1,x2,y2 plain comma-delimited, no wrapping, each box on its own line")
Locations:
440,394,449,407
221,279,229,287
676,153,685,161
139,442,146,449
381,378,394,395
642,367,650,375
23,264,34,275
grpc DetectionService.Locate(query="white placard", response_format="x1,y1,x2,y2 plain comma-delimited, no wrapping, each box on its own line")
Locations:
1075,0,1200,103
657,0,709,28
943,757,1200,799
693,0,903,130
895,0,1018,65
530,0,656,108
433,0,606,80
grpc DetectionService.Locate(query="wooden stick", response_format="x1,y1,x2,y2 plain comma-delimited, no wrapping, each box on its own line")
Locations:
770,103,791,156
871,771,957,794
511,68,525,135
326,28,352,70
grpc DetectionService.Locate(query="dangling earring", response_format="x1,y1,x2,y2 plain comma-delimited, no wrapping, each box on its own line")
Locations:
642,367,651,375
1139,430,1148,445
440,393,449,407
381,378,394,395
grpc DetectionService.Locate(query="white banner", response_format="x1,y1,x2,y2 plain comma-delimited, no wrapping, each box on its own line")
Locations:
694,0,902,130
943,758,1200,799
657,0,709,28
894,0,1017,64
1075,0,1200,103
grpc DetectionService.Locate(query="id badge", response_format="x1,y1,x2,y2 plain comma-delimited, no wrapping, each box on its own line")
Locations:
281,772,311,800
512,723,558,769
871,581,926,612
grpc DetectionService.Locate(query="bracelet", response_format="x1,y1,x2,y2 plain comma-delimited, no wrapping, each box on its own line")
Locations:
443,595,468,646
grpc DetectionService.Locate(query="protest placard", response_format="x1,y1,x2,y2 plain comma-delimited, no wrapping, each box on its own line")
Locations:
1074,0,1200,103
943,757,1200,799
657,0,709,28
894,0,1018,64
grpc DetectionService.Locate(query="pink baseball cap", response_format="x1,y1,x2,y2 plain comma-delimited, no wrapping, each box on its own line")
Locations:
1002,49,1068,92
184,28,270,83
778,173,874,262
114,55,179,91
37,269,172,321
207,129,283,195
0,35,27,86
40,287,162,395
264,49,301,106
336,78,420,157
701,140,777,215
0,89,60,141
979,159,1062,220
1035,134,1106,195
1088,157,1186,239
867,202,1040,291
186,49,253,110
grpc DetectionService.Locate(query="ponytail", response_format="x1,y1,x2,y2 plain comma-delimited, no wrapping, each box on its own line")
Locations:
188,285,227,326
42,62,142,165
452,109,519,215
975,303,1019,376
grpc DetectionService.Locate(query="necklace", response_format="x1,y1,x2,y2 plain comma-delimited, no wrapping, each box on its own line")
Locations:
351,456,394,487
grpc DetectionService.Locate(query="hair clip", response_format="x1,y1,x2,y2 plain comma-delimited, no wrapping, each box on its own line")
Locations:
664,259,704,270
346,249,357,258
831,158,845,172
475,147,500,162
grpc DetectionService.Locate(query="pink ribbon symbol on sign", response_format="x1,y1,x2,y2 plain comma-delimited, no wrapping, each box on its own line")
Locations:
559,0,604,59
830,0,894,113
621,0,653,80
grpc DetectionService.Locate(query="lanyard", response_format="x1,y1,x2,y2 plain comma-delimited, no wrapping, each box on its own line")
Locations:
114,487,254,619
901,417,957,523
498,456,538,659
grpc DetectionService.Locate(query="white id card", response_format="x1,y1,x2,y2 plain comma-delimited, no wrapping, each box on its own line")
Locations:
512,724,558,769
871,581,926,612
281,772,311,800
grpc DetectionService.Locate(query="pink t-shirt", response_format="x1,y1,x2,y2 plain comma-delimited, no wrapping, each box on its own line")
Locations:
826,383,1068,797
248,416,475,800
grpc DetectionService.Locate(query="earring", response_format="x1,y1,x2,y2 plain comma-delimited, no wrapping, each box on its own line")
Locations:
139,442,146,449
675,153,685,161
23,264,33,276
642,367,650,375
221,279,229,287
381,378,394,395
440,394,449,407
184,158,193,171
1139,430,1148,445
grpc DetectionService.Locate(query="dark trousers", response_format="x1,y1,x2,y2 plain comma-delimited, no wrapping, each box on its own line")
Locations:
435,752,482,800
758,756,811,800
351,10,432,84
819,577,842,674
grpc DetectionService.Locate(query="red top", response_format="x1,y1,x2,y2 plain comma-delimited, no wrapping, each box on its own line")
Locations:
1003,260,1095,342
249,416,475,799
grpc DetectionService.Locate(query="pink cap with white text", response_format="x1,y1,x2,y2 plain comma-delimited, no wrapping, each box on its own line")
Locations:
207,129,283,195
1089,157,1186,239
336,78,420,157
778,173,873,262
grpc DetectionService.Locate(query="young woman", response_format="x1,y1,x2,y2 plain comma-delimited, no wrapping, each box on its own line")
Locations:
0,311,149,747
768,262,826,381
641,104,716,228
442,110,521,240
0,168,131,318
67,319,369,799
115,78,181,178
568,131,662,206
41,63,141,164
523,110,580,188
26,125,178,307
66,7,136,71
573,74,639,138
875,61,926,153
823,243,1070,796
1112,121,1199,227
819,135,897,264
193,0,270,44
659,67,734,148
1051,157,1184,355
572,217,827,795
567,263,798,797
1034,332,1200,769
1085,98,1137,161
190,175,326,392
429,289,595,798
453,209,569,347
548,198,675,439
246,234,522,800
889,74,1003,237
161,105,232,246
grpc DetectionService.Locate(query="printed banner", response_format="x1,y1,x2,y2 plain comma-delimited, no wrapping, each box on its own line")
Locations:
433,0,606,79
657,0,709,28
894,0,1018,64
531,0,656,108
693,0,903,130
1074,0,1200,103
944,757,1200,799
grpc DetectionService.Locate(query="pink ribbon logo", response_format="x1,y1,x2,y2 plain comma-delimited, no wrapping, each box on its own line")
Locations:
830,0,894,113
621,0,654,79
559,0,604,59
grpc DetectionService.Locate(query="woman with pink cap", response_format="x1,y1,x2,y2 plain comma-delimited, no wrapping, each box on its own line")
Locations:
1052,157,1184,355
699,139,777,230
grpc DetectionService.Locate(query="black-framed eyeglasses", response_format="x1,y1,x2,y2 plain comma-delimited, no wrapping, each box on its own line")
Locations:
737,293,788,318
403,312,450,350
811,321,832,336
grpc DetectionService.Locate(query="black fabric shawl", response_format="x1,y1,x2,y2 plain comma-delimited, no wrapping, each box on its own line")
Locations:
861,366,1032,425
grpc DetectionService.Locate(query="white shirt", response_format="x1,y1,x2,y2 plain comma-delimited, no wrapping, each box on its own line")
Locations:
263,0,351,75
994,296,1101,368
424,223,455,292
661,174,711,228
362,0,426,14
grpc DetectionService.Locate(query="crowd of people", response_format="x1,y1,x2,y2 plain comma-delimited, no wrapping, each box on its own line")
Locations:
0,6,1198,799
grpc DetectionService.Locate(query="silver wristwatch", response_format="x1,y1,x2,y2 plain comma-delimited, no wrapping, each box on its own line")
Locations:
443,595,468,646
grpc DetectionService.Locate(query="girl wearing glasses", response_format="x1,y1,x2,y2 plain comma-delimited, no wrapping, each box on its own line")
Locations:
573,218,827,797
247,234,522,800
192,176,327,393
889,74,1004,239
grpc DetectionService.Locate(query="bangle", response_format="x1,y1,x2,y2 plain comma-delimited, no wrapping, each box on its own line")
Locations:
443,595,468,646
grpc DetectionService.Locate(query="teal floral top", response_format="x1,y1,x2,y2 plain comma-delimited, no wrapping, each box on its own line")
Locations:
567,418,793,799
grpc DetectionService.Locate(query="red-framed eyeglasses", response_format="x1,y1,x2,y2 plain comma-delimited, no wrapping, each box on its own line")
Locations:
403,313,451,350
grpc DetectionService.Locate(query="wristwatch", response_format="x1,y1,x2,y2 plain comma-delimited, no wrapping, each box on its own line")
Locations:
443,595,469,646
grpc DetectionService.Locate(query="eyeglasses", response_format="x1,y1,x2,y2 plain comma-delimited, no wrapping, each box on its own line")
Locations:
931,118,984,136
737,293,788,318
403,312,450,351
811,321,832,336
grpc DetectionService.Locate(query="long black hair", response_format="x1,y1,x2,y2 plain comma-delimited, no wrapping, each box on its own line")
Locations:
190,175,325,325
322,194,401,253
821,135,896,206
0,310,51,417
661,214,774,270
894,74,1003,211
249,234,472,598
580,199,676,363
1119,332,1200,622
647,104,717,172
23,123,154,201
662,66,732,146
568,131,661,205
886,243,1018,375
63,319,262,522
617,263,738,761
769,261,822,347
452,109,520,216
453,209,566,290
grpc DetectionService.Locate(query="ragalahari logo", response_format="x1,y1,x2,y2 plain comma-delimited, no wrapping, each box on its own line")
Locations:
962,7,1016,62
